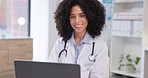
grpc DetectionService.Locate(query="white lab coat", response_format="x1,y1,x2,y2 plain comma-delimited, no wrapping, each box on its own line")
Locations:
48,37,108,78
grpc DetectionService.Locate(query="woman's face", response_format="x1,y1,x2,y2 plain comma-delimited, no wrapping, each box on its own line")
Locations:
70,5,88,34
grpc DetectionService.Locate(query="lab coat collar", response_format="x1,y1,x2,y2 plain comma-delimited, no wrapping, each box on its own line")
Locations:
69,32,91,45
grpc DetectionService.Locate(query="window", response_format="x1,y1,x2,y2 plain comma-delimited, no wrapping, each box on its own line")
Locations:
0,0,30,38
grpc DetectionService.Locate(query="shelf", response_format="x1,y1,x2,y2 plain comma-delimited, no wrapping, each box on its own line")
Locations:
112,69,141,78
114,0,143,3
113,18,143,21
112,35,142,38
111,0,144,77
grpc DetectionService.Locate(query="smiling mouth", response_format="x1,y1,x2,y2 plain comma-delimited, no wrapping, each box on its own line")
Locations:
75,24,82,28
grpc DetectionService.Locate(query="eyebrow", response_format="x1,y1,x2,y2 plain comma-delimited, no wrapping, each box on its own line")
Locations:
70,13,85,15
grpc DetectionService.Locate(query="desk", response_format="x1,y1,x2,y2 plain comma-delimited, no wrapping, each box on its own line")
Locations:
0,73,15,78
0,38,32,76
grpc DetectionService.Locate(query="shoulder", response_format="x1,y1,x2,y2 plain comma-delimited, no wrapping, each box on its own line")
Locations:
55,37,65,45
52,37,65,51
93,36,108,56
93,36,108,51
94,36,107,46
53,37,65,49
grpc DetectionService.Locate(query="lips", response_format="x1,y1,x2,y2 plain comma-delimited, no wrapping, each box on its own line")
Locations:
75,24,82,28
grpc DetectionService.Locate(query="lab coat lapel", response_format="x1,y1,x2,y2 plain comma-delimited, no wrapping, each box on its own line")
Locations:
79,44,91,58
77,38,94,63
65,42,74,63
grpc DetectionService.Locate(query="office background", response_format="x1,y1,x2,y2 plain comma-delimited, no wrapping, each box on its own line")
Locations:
0,0,148,78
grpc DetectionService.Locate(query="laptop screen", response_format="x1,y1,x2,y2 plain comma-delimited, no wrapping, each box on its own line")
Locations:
14,60,80,78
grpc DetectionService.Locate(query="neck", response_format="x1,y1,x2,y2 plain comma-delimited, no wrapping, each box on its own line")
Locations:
74,32,86,45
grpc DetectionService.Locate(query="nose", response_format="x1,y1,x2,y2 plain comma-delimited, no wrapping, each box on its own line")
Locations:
75,16,80,23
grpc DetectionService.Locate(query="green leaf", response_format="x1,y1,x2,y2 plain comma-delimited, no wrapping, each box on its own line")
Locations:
126,54,132,62
119,54,124,63
134,57,141,65
118,64,124,70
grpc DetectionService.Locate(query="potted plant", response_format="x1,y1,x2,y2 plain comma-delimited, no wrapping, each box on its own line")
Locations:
118,54,141,73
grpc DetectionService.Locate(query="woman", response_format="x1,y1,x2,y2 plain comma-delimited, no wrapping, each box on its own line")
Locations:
48,0,108,78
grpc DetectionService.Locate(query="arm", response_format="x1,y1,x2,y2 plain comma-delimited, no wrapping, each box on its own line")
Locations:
90,41,108,78
47,38,63,62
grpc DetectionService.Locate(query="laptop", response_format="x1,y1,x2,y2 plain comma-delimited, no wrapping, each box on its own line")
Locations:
14,60,81,78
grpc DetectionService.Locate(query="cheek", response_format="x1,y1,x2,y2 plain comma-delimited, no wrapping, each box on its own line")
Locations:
70,21,74,27
83,18,88,23
84,20,88,27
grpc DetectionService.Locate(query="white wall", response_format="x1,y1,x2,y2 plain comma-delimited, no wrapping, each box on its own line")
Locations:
31,0,59,61
48,0,59,55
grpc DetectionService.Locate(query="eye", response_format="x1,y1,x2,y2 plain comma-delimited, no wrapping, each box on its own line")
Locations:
70,15,75,19
80,14,86,18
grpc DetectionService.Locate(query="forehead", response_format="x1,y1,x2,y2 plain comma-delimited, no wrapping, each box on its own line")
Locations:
70,5,84,14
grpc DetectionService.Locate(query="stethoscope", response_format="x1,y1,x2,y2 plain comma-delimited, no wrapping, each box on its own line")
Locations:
58,40,96,62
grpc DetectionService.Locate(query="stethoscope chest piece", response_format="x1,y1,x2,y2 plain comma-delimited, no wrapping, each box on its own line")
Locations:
89,55,95,61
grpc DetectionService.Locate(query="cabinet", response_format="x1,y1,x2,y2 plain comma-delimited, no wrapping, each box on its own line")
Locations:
0,40,8,72
0,38,33,76
111,0,144,77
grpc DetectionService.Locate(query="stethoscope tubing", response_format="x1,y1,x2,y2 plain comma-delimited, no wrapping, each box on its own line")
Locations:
58,41,96,61
58,40,67,58
91,42,95,56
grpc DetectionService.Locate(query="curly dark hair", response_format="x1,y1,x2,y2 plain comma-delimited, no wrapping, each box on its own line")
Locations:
54,0,106,41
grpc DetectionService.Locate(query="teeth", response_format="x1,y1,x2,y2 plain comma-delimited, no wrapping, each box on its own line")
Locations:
75,25,81,28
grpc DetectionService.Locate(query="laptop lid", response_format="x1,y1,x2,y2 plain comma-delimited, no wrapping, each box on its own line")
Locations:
14,60,81,78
